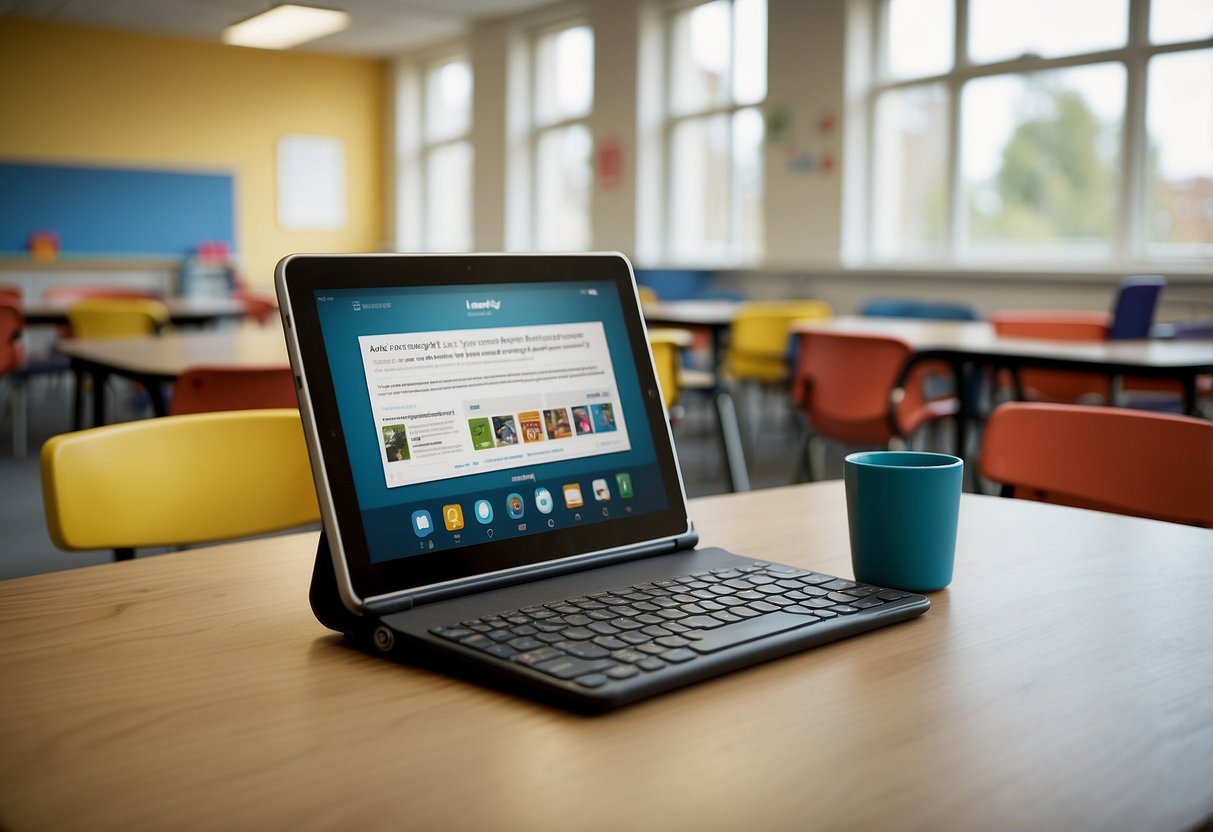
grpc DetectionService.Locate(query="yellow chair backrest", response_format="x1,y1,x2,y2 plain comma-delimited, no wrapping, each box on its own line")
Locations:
637,286,658,306
41,409,320,553
648,328,692,410
725,300,832,383
67,297,169,339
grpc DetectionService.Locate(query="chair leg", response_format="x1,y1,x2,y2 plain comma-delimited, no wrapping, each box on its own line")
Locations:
12,376,27,458
794,429,816,483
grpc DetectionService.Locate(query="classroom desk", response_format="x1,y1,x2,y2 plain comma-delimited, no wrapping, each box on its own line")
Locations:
22,296,249,327
643,299,749,492
795,316,1213,459
1,482,1210,831
58,324,287,425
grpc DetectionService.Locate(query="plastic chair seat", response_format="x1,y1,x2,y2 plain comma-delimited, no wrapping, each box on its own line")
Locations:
980,402,1213,528
988,310,1112,403
41,409,321,557
792,330,959,475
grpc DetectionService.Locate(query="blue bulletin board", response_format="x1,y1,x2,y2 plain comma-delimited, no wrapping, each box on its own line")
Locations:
0,161,235,256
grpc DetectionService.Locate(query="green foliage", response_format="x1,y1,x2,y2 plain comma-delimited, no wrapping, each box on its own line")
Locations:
971,84,1116,242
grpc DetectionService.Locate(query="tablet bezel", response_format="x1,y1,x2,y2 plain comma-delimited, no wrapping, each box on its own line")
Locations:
277,252,693,613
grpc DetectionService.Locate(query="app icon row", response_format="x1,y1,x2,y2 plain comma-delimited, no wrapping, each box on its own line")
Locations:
411,472,633,538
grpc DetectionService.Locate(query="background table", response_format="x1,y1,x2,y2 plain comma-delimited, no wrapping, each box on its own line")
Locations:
22,296,249,328
2,482,1210,831
59,324,288,424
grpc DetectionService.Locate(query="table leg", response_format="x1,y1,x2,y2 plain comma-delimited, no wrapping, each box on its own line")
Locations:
714,389,750,493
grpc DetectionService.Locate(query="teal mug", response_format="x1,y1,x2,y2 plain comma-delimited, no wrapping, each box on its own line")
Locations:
843,450,963,592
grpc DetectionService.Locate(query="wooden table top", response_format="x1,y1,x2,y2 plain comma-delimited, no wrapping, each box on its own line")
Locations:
56,323,288,379
2,482,1210,831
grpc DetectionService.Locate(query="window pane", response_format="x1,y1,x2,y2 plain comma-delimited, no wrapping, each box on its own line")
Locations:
733,0,767,104
535,125,593,251
1145,49,1213,257
424,142,472,251
425,59,472,143
669,1,731,116
873,84,949,259
668,115,731,259
968,0,1127,64
885,0,953,79
535,25,594,125
1151,0,1213,44
732,108,765,258
961,63,1125,259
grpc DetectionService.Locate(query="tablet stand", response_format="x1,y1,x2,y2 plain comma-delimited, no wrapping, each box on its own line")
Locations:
310,531,375,642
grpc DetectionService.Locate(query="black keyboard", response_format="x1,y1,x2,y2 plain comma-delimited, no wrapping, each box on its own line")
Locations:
427,561,920,693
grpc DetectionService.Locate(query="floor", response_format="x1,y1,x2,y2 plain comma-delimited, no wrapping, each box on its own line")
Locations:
0,376,849,581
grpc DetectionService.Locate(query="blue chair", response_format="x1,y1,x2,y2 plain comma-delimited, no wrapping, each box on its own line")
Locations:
1108,275,1165,340
859,298,980,321
633,269,714,301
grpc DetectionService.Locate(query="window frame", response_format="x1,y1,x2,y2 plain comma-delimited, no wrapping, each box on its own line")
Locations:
524,16,595,252
858,0,1213,269
397,49,474,252
657,0,767,265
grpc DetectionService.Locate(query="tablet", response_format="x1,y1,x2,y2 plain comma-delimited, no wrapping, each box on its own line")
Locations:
276,253,694,614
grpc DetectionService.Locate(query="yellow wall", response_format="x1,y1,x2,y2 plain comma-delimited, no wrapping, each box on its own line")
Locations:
0,18,387,287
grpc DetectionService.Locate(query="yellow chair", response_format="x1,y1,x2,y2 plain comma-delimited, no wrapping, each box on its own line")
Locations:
637,285,659,307
41,409,321,560
723,300,832,384
66,296,170,339
648,328,692,410
66,297,171,427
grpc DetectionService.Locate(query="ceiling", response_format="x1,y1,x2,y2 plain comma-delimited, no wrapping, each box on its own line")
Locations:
0,0,561,57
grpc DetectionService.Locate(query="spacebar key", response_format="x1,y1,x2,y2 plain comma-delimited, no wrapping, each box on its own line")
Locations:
689,612,819,654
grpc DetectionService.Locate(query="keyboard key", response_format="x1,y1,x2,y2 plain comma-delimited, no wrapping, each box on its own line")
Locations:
851,597,886,609
606,664,639,680
830,605,860,615
430,626,472,641
561,627,596,641
637,657,666,672
485,643,517,659
660,648,697,663
656,635,691,649
682,615,725,630
534,656,613,680
574,673,608,688
555,641,610,659
508,637,544,651
689,611,819,654
593,636,629,650
822,579,857,591
514,646,565,666
611,648,648,664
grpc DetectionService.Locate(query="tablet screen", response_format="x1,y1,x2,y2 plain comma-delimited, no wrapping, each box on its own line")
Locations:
279,254,691,606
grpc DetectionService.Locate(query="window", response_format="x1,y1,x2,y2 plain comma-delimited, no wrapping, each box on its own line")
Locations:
863,0,1213,265
661,0,767,263
400,54,473,252
527,22,594,251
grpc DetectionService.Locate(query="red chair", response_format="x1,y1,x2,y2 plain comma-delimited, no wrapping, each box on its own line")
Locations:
791,330,959,480
0,298,28,454
988,310,1112,403
231,288,279,326
169,366,298,416
980,402,1213,528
